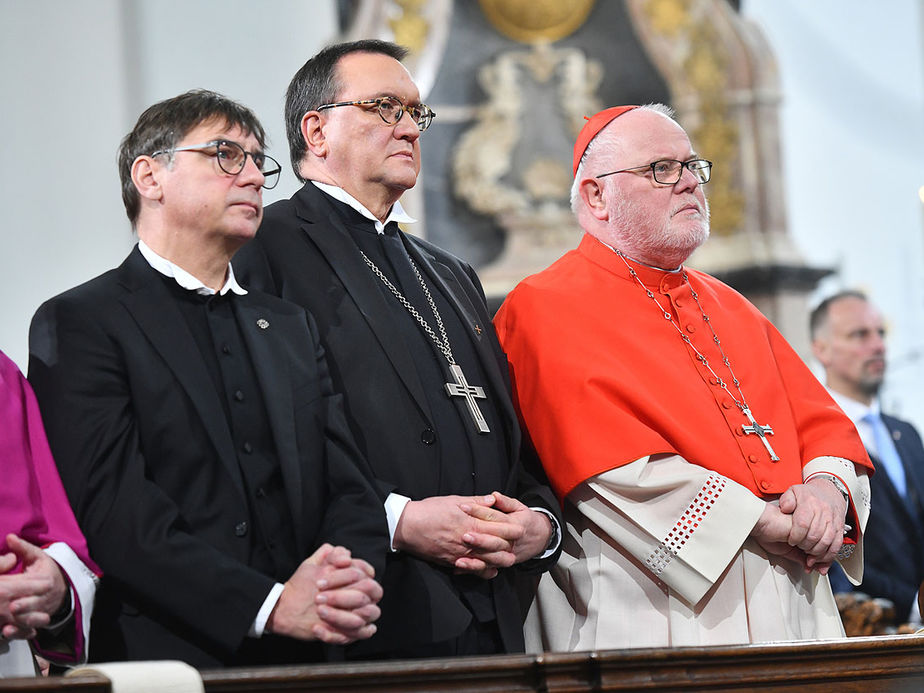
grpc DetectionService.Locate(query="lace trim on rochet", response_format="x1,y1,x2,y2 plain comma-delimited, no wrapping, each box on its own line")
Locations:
645,473,726,575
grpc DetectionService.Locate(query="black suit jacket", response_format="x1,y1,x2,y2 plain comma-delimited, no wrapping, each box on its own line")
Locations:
233,183,561,654
28,247,387,667
857,413,924,619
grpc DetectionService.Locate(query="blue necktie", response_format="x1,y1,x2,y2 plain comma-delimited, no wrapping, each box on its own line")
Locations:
863,411,907,497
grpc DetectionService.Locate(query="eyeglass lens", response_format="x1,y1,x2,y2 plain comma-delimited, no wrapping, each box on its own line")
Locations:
653,160,711,185
375,97,433,130
214,141,280,189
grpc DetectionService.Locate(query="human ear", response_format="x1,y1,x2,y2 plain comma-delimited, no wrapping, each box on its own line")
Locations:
131,156,163,202
302,112,327,157
810,337,830,366
580,178,609,221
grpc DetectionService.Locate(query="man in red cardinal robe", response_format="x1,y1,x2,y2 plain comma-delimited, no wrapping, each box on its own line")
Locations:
494,104,873,649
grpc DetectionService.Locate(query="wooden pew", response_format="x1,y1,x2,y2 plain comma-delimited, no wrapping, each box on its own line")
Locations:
3,635,923,692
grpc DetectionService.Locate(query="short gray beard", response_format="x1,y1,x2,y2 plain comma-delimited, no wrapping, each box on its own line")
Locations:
609,189,710,268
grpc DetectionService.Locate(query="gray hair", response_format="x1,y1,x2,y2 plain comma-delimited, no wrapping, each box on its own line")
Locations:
570,103,676,214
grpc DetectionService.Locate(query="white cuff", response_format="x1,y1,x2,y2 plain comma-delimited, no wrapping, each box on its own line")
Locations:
250,582,284,637
44,542,98,658
385,492,412,552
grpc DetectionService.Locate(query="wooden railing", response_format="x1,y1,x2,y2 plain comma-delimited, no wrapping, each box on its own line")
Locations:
3,634,924,692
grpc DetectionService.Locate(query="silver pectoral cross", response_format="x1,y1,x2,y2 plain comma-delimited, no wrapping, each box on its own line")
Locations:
741,407,780,461
444,364,490,434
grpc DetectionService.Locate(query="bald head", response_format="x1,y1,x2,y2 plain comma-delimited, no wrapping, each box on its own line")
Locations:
572,105,711,269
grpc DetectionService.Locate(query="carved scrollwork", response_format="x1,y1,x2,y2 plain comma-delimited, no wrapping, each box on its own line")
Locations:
452,44,602,222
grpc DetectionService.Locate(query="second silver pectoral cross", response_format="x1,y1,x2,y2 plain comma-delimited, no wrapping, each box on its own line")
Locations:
360,249,491,434
741,407,780,461
615,250,781,464
445,364,490,433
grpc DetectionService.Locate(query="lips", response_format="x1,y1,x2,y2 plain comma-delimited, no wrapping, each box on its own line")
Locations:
865,358,886,372
231,200,261,215
673,202,701,216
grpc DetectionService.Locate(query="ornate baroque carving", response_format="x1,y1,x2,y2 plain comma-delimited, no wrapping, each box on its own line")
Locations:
451,44,603,293
632,0,745,237
388,0,429,53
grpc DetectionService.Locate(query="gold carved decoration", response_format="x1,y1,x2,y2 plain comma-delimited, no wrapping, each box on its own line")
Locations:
388,0,429,53
646,0,692,35
478,0,596,44
686,21,745,236
637,0,745,237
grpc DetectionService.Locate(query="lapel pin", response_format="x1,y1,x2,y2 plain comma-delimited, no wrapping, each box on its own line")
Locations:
256,318,269,330
474,324,482,335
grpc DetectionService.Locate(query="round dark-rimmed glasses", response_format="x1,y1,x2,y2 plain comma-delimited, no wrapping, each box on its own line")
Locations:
150,139,282,189
596,158,713,186
317,96,436,132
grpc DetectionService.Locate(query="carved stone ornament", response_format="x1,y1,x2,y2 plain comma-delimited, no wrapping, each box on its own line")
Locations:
452,43,603,295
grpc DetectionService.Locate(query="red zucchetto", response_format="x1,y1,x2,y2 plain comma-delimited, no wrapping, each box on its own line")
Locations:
572,105,638,175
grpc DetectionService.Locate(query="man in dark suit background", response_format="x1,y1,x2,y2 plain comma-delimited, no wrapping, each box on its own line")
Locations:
234,40,562,658
811,290,924,625
28,90,386,667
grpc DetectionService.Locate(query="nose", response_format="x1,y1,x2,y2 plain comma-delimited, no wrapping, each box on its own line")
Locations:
674,164,700,192
871,331,886,354
394,109,421,141
238,153,266,188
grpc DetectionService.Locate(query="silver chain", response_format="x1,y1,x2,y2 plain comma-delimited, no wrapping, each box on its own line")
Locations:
615,249,750,413
359,250,456,366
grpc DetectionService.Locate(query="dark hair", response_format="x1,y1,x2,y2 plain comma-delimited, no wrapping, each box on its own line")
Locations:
284,39,408,181
118,89,267,225
809,289,869,338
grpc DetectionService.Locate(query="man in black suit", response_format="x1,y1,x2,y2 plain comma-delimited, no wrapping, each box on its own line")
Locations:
28,90,387,667
811,290,924,625
234,40,561,658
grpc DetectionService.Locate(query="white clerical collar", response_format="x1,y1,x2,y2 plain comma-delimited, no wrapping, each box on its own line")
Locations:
311,180,416,234
826,387,879,425
138,240,247,296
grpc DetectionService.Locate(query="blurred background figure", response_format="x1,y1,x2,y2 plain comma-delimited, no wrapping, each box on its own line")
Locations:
811,290,924,629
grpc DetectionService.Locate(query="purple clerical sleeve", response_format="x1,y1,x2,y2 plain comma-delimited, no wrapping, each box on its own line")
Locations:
0,349,100,662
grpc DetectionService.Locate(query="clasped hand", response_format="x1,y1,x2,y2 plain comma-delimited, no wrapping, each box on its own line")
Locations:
393,492,553,579
0,533,69,641
751,478,847,574
267,543,382,645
